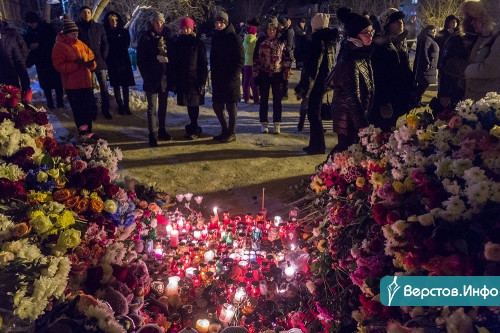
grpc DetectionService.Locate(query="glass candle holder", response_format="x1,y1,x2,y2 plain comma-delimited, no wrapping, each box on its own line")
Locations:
218,303,235,324
233,285,247,303
195,319,210,333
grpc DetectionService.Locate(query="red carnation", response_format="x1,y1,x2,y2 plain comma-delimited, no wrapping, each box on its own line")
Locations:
34,111,49,125
105,184,119,197
372,203,388,225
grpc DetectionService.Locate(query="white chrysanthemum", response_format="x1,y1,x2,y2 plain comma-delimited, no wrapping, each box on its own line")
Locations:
490,182,500,203
441,196,466,222
0,119,16,136
435,157,454,178
0,213,15,231
391,220,409,235
456,99,478,121
23,123,47,138
0,163,24,181
442,178,461,196
474,98,492,112
463,167,487,183
452,159,473,177
418,213,434,226
464,181,490,204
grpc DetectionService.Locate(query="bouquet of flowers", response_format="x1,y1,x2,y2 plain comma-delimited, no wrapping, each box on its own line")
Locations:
302,93,500,332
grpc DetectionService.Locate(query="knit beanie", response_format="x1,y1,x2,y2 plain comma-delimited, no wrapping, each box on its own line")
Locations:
63,18,79,34
247,25,257,35
343,13,372,37
180,17,195,30
311,13,330,32
215,11,229,25
152,12,165,23
379,8,405,29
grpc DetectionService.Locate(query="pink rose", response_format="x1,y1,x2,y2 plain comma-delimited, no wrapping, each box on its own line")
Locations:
448,115,463,129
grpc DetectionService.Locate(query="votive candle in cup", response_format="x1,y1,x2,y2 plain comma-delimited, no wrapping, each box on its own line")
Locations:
196,319,210,333
219,303,235,324
170,230,179,248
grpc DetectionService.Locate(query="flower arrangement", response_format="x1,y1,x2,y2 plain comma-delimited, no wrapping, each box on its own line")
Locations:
303,93,500,332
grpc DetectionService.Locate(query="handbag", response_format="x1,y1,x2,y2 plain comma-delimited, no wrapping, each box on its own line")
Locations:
320,94,332,120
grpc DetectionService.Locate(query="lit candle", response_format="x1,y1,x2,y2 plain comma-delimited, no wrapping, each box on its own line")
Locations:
177,217,184,229
233,286,247,303
204,250,215,263
166,224,173,235
193,230,201,239
185,267,196,279
219,303,235,323
166,276,180,296
170,230,179,248
184,193,193,202
153,242,163,259
195,319,210,333
213,207,219,221
284,261,296,279
274,216,282,227
194,196,203,204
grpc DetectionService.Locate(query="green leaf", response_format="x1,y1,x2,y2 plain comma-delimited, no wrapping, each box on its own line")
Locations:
40,154,55,168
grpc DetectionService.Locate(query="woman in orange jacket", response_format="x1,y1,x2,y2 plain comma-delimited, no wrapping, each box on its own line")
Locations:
52,17,97,142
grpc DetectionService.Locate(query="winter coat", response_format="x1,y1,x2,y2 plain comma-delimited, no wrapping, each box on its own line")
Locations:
294,27,338,99
435,15,460,54
279,25,295,62
465,31,500,100
103,11,135,87
137,26,173,93
253,37,291,80
413,29,439,85
0,23,30,91
76,20,109,70
243,33,257,66
52,32,96,90
210,23,244,103
171,33,208,107
293,23,309,63
371,31,413,117
438,33,476,103
331,40,374,134
23,21,61,90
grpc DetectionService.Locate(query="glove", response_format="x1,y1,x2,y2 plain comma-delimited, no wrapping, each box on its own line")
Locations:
75,58,85,65
156,55,169,63
22,89,33,103
380,103,393,119
84,59,95,68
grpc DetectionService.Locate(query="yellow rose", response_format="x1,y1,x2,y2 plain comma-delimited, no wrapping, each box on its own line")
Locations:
29,214,52,234
406,114,419,128
46,168,60,179
392,181,405,194
355,177,366,187
104,199,118,214
56,228,81,249
55,209,75,229
37,171,48,182
403,176,415,192
490,125,500,138
90,199,104,213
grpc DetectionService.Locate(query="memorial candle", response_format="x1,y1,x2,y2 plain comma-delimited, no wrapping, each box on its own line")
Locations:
195,319,210,333
219,303,235,323
170,230,179,248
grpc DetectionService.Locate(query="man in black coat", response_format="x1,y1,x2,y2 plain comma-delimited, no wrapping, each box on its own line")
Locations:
0,16,31,101
137,12,173,147
77,6,111,119
24,11,64,110
210,11,244,143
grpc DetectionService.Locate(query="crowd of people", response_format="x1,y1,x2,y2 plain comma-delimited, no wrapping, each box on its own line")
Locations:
0,1,499,152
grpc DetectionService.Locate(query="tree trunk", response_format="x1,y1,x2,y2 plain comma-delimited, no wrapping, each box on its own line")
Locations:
92,0,111,22
44,2,52,23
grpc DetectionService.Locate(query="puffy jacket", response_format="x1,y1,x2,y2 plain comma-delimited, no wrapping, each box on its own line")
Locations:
413,29,439,85
331,40,374,133
0,23,30,91
76,20,108,70
243,33,257,66
171,33,208,107
52,32,96,89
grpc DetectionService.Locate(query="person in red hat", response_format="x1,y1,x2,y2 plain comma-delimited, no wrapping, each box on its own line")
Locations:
170,17,208,140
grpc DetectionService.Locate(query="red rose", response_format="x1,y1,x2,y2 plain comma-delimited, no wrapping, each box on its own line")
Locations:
34,111,49,125
85,174,101,190
43,137,58,150
14,110,32,128
105,184,119,197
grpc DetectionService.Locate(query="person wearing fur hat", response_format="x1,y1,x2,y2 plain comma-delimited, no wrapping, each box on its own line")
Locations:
52,18,97,142
77,6,111,119
171,17,208,140
103,11,135,115
137,11,173,147
369,8,413,132
210,11,244,143
242,25,259,104
462,0,500,100
329,11,374,154
294,12,338,154
254,19,291,135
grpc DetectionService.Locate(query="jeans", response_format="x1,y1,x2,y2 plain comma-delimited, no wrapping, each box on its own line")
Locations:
146,91,168,134
258,72,283,123
94,70,110,113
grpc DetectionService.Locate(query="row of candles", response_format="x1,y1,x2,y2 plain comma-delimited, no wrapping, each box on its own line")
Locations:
146,207,303,332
